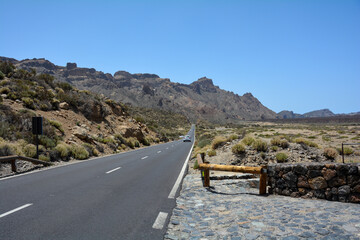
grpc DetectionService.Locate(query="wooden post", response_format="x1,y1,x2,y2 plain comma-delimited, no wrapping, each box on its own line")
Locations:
204,168,210,187
11,160,17,172
259,167,267,195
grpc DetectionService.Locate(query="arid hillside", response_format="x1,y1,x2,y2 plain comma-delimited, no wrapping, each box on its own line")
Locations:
0,61,189,175
0,57,277,123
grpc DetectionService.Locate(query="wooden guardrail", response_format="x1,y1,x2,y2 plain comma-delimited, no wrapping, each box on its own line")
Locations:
196,153,267,195
0,155,52,173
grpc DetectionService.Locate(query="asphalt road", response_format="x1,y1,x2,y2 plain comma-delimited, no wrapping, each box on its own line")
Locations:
0,126,195,240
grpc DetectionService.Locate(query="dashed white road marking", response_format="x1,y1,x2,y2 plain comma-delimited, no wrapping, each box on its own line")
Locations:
141,156,148,160
166,147,169,150
0,204,33,218
152,212,168,229
157,151,161,153
106,167,122,174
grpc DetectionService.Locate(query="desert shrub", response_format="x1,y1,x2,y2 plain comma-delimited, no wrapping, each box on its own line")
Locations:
294,138,318,148
208,149,216,157
338,147,354,156
126,137,137,149
0,71,4,80
37,73,54,84
49,120,64,134
0,62,15,76
23,144,37,158
39,135,56,149
270,137,281,146
57,82,73,91
271,146,279,151
324,148,338,159
232,143,246,154
252,139,268,152
228,134,238,141
197,138,212,148
39,154,50,162
193,159,199,169
0,87,10,94
0,143,16,156
211,136,227,150
71,144,89,160
22,97,35,109
276,153,288,163
134,139,140,147
242,136,255,146
280,139,289,148
82,143,96,157
142,137,152,146
55,143,70,159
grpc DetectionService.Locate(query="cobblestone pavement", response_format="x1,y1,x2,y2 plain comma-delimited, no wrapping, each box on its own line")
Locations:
165,174,360,240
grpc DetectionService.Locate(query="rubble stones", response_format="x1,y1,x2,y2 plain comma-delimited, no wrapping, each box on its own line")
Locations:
268,163,360,203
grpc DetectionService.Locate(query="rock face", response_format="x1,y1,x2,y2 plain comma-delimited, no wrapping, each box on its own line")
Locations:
1,57,277,123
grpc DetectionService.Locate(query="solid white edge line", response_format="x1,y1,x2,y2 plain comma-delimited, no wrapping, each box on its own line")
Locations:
0,140,179,182
105,167,122,174
168,135,195,199
152,212,168,229
0,203,33,218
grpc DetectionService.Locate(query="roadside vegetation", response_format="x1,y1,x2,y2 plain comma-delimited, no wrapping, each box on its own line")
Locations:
192,120,360,164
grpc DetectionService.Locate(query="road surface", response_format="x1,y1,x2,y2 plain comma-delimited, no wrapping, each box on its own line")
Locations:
0,126,195,240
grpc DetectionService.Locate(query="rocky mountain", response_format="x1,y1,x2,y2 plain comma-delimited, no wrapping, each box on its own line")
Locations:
277,109,336,119
0,57,277,123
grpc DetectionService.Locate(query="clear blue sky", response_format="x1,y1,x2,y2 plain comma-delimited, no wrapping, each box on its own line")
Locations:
1,0,359,114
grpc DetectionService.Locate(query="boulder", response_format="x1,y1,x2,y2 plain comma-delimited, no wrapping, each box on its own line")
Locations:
309,177,327,190
59,102,70,110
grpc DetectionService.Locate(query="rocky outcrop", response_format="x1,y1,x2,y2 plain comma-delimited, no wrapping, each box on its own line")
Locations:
1,56,277,123
277,109,335,119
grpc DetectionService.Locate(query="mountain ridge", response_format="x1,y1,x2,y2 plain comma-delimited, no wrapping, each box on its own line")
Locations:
0,57,277,123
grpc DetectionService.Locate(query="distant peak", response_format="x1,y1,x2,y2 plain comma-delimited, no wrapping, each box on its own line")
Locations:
192,77,214,86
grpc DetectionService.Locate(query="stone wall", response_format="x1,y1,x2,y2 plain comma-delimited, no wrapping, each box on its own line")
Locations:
267,163,360,203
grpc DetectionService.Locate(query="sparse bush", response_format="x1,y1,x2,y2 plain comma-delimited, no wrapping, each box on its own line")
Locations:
228,134,238,141
232,143,246,154
193,159,199,169
39,135,56,149
323,148,338,159
71,144,89,160
126,137,137,149
338,147,354,156
37,73,54,84
57,82,73,91
142,137,151,146
197,139,212,148
270,137,281,146
252,139,268,152
211,136,227,150
39,154,50,162
271,146,279,151
280,139,289,148
242,136,255,146
0,87,10,94
208,149,216,157
276,153,288,163
23,144,37,158
49,120,64,134
55,143,70,159
0,143,16,156
82,143,96,157
0,71,4,80
294,138,318,148
22,97,35,109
